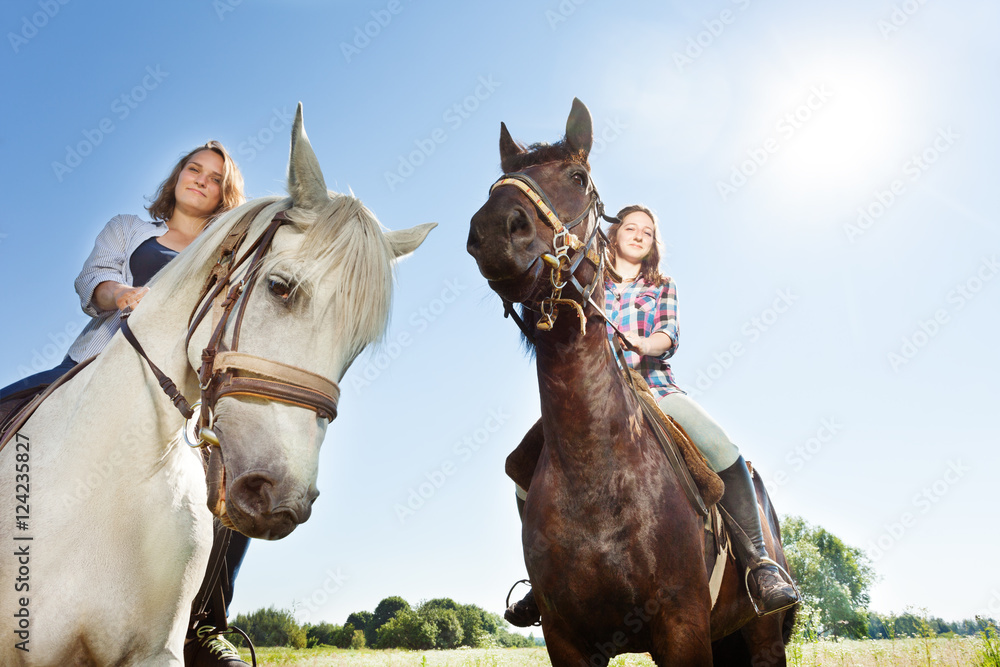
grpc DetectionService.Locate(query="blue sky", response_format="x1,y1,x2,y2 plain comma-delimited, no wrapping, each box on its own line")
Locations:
2,0,997,630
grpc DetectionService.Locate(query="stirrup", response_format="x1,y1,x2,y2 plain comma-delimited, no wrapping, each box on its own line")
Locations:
504,579,541,627
743,557,801,617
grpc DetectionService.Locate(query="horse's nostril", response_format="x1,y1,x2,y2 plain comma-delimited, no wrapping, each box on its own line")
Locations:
508,207,533,241
231,473,274,515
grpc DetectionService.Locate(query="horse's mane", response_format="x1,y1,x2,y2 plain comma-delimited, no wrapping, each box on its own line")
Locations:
500,139,591,174
154,193,396,356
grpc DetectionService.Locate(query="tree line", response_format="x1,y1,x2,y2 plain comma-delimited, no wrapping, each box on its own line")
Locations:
231,596,543,649
782,515,996,640
231,515,997,649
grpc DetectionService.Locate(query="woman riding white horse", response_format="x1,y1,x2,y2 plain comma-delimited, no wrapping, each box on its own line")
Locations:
0,105,434,667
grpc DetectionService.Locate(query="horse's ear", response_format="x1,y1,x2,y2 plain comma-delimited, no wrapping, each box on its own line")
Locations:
499,122,522,165
565,98,593,159
387,222,437,260
288,102,330,210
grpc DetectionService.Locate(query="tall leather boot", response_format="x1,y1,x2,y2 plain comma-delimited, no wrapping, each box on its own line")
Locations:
717,456,800,615
504,493,541,627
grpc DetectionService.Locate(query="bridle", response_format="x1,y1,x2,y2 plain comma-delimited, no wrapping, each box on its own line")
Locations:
121,206,340,450
489,168,616,337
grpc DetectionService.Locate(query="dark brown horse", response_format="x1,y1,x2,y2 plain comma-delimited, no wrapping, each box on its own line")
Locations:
467,98,796,666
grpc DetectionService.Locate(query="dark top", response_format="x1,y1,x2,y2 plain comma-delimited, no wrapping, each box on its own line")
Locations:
129,236,178,288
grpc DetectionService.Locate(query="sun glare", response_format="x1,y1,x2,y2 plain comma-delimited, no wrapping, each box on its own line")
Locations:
749,58,923,213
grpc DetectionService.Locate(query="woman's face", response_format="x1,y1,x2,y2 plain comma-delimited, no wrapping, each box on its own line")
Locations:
616,211,656,264
174,149,224,218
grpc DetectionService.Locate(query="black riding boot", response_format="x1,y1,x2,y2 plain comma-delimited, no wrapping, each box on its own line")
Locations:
717,456,800,615
504,493,542,627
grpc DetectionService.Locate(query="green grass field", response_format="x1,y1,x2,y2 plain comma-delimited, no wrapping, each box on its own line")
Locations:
235,637,986,666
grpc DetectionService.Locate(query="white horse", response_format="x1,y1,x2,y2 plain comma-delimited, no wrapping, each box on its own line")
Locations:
0,104,434,666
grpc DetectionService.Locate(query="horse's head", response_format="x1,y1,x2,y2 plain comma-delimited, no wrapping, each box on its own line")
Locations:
467,98,601,319
188,104,434,539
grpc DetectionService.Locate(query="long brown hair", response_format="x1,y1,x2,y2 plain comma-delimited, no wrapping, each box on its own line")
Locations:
606,204,667,287
146,140,245,222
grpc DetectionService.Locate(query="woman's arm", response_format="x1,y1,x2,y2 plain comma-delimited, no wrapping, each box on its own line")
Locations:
626,330,674,357
74,215,134,316
627,278,679,358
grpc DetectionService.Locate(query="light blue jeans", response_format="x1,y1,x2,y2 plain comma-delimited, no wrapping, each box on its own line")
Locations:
656,392,740,472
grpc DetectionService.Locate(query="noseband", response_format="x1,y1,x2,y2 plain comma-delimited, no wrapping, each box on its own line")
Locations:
122,208,340,449
489,170,613,335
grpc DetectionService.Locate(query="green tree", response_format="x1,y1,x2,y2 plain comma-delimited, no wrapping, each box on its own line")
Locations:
305,621,338,647
782,515,877,638
346,610,374,646
418,607,464,649
231,606,306,648
371,596,411,636
455,604,486,647
375,609,437,649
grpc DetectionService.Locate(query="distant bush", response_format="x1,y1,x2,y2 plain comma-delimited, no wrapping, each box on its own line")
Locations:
231,606,306,648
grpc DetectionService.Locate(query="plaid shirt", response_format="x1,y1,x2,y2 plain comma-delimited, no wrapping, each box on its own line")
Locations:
604,275,682,400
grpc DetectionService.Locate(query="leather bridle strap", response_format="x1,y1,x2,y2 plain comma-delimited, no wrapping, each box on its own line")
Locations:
212,352,340,421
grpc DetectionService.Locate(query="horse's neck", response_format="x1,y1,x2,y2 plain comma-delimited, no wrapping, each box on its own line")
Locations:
55,264,214,470
534,309,641,471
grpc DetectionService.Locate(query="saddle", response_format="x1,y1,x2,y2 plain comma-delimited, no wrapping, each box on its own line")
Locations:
505,372,724,508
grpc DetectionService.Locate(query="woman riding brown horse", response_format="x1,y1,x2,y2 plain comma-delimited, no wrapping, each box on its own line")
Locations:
467,99,797,666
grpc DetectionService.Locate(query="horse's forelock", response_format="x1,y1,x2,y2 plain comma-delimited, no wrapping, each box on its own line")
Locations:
262,194,395,355
500,139,591,174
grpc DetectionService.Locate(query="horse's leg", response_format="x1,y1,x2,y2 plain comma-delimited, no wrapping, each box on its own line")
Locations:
542,617,609,667
737,613,789,667
649,608,713,667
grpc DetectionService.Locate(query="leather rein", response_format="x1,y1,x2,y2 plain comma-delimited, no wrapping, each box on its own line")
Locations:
122,207,341,450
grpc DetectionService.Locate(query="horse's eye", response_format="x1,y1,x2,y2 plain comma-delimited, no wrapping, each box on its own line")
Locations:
268,278,293,302
572,172,587,188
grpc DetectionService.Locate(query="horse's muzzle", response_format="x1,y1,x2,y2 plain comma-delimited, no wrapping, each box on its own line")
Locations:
224,470,317,540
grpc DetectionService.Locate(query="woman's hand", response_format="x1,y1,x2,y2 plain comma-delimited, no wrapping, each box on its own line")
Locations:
624,331,674,357
93,280,149,312
115,285,150,311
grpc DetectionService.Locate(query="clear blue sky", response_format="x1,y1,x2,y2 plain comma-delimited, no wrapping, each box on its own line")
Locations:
2,0,997,629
